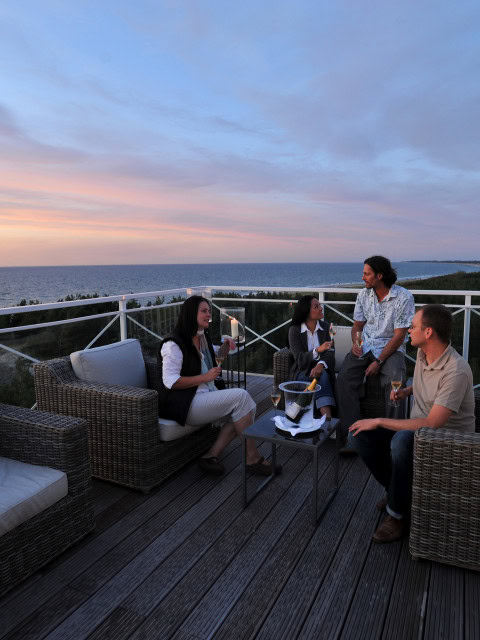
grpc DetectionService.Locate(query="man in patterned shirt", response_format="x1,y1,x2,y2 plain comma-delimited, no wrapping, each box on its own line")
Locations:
336,255,415,452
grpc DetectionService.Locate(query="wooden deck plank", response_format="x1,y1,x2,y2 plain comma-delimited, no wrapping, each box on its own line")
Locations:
156,453,335,640
464,570,480,640
89,447,303,639
0,375,479,640
423,564,464,640
211,456,360,640
39,444,281,639
381,541,430,640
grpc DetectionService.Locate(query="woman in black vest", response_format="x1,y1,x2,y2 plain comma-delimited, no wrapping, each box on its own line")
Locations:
158,296,280,476
288,295,336,418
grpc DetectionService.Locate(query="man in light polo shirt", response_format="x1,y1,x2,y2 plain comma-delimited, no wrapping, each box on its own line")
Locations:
348,304,475,544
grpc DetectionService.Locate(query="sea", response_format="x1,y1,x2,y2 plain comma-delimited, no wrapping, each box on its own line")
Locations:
0,262,479,308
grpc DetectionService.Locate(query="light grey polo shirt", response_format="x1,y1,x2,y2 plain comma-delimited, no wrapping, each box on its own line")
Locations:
411,345,475,433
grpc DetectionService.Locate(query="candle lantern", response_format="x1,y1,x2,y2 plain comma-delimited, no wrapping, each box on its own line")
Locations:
220,307,246,344
219,307,247,389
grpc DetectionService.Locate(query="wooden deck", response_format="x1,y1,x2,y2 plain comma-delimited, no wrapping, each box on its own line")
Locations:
1,374,479,640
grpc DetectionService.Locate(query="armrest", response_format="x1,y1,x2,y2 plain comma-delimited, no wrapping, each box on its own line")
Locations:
0,403,90,489
413,427,480,494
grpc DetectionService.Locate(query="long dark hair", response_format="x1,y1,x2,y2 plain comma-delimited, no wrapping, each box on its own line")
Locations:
174,295,209,342
291,295,316,327
364,255,397,287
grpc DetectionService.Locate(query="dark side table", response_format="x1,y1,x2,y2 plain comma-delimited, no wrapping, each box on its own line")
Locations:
242,409,340,525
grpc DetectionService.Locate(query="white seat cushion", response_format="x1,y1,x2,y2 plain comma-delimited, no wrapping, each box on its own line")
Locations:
0,457,68,537
70,339,147,388
158,417,206,442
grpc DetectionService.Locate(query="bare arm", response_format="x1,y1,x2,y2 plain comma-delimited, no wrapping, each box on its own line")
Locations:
349,402,453,435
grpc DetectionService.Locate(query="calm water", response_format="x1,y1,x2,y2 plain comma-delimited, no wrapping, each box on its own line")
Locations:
0,262,479,308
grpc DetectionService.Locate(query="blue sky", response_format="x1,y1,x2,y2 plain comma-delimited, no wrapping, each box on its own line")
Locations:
0,0,479,265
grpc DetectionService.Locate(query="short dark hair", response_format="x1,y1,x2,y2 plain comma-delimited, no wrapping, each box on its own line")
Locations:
291,295,317,327
420,304,452,343
174,295,209,341
364,255,397,287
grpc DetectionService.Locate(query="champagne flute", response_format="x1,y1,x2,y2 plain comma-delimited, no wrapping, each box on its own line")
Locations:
271,385,281,416
215,354,224,380
390,369,402,407
329,323,336,350
354,331,364,359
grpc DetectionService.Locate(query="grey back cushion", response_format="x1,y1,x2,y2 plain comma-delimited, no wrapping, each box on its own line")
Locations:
70,339,148,388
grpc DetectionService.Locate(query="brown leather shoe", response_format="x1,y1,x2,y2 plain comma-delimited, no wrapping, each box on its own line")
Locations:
372,515,407,543
376,494,388,511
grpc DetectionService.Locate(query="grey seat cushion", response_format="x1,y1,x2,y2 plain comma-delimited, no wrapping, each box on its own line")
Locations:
70,338,148,388
0,457,68,537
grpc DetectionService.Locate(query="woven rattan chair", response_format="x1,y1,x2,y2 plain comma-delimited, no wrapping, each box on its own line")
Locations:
410,429,480,571
0,403,94,597
409,394,480,571
34,356,219,493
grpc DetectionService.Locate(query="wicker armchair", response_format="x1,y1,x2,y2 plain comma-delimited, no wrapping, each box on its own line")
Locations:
0,403,94,597
34,356,218,493
409,394,480,571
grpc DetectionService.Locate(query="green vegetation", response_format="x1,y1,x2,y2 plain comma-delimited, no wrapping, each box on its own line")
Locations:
1,271,479,407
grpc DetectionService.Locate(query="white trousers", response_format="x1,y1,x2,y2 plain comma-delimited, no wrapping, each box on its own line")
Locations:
186,388,256,426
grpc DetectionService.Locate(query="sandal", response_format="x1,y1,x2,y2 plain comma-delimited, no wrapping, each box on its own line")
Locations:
198,456,225,475
246,456,282,476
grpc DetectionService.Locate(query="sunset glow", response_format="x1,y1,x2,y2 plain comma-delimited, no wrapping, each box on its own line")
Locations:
0,1,479,266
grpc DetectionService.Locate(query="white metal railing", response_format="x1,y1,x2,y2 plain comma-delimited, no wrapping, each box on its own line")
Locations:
1,285,480,388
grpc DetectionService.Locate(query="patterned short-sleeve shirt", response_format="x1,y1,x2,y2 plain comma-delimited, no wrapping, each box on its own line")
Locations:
353,284,415,357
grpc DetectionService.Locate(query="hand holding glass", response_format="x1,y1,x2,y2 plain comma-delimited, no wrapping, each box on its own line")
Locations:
354,331,364,359
390,370,402,407
329,323,336,350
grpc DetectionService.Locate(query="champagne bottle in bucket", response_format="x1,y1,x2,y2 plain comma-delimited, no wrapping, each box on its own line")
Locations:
285,378,318,425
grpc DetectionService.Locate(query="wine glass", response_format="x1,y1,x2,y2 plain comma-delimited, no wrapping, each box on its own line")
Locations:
329,323,336,350
271,385,281,416
215,354,225,380
390,369,402,407
354,331,364,359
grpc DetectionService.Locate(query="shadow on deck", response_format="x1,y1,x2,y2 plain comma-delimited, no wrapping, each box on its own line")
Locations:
1,374,479,639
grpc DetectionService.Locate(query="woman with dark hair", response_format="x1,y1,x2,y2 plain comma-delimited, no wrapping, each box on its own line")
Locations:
287,295,336,417
158,296,278,476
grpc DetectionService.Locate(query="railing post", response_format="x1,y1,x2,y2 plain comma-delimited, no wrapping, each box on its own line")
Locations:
119,297,127,341
463,295,471,360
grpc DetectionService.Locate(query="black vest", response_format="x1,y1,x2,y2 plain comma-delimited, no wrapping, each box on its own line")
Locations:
157,331,217,425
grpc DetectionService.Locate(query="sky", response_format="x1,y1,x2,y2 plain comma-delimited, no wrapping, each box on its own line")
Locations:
0,0,479,266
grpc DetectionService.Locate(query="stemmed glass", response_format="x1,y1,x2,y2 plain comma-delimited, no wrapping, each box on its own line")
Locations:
390,369,403,407
271,385,281,416
329,323,336,350
354,331,364,359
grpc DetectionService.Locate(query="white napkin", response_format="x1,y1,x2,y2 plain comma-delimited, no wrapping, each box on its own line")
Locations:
272,413,327,436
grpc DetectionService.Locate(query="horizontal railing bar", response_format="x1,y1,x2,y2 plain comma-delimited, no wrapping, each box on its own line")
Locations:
0,288,189,315
0,311,120,334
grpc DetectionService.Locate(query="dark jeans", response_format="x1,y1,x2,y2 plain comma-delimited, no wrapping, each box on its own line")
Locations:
348,428,415,517
336,350,406,438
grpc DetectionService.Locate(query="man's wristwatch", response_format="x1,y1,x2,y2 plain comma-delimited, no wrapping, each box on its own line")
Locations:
374,357,384,366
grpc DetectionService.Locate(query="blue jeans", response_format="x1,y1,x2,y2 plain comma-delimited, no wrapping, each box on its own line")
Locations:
348,428,415,517
295,370,336,409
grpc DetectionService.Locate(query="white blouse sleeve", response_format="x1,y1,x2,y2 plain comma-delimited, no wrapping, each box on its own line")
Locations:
160,341,184,389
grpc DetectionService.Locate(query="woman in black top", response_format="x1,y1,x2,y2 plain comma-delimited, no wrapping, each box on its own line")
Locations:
158,296,280,476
